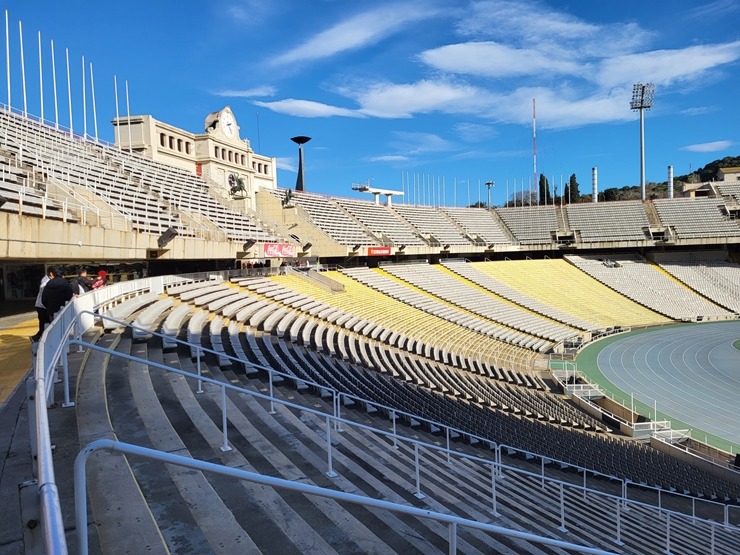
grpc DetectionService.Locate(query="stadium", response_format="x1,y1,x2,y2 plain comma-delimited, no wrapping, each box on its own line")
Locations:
2,11,740,555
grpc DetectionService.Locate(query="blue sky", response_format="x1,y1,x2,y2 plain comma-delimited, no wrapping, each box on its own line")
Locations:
3,1,740,206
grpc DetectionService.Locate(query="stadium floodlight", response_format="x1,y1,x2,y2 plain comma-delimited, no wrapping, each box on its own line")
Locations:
630,83,655,201
485,180,494,209
291,136,311,192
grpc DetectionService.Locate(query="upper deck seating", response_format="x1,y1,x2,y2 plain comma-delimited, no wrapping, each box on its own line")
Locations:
334,197,426,246
566,200,649,242
715,181,740,204
392,205,473,246
440,207,512,245
270,189,377,246
652,197,740,239
494,205,557,244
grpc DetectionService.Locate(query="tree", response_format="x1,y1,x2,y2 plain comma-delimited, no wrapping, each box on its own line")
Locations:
564,173,580,204
538,174,552,205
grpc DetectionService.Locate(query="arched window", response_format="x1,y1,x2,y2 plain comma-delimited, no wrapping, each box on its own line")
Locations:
177,138,183,152
168,136,174,149
214,146,220,158
240,154,245,166
185,142,191,155
159,133,166,147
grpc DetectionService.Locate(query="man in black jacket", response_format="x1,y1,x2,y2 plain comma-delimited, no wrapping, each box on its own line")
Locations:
41,267,75,322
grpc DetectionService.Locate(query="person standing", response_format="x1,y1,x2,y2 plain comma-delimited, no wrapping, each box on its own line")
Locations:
41,267,75,322
72,267,94,294
31,270,52,342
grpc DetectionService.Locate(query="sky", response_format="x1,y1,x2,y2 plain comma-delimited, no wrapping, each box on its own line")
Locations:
3,1,740,207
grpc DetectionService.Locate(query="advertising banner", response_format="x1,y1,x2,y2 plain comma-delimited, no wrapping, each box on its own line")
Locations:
368,246,392,256
263,243,297,257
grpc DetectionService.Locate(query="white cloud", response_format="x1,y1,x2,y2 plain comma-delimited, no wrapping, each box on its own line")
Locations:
276,157,297,172
368,155,411,162
271,3,437,66
680,140,733,153
596,42,740,88
419,42,583,78
680,106,716,116
453,122,497,142
352,80,488,118
388,131,455,155
253,99,364,118
213,86,276,98
687,0,740,19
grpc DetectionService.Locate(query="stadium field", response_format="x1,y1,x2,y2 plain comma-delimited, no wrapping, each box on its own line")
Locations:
573,322,740,454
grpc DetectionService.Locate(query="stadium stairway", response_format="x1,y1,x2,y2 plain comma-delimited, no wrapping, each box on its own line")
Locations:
63,302,740,554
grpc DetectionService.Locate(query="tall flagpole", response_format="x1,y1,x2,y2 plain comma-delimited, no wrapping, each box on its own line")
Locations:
5,11,10,108
125,79,132,151
90,62,98,141
113,75,120,149
81,55,86,138
533,98,537,205
19,21,26,116
65,47,72,135
51,39,58,128
38,31,43,123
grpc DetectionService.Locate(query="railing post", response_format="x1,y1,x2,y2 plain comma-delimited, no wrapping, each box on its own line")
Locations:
665,512,671,555
196,347,203,394
710,522,715,555
448,522,457,555
490,464,500,517
414,444,425,499
446,427,451,465
391,410,398,449
558,482,567,532
61,348,75,407
495,445,504,478
691,497,696,523
326,415,337,478
268,370,276,415
334,392,343,432
220,385,231,452
541,457,546,490
614,497,624,546
622,479,629,511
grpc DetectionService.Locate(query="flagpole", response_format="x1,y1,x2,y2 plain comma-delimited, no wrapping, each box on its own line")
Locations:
51,39,58,129
65,48,72,135
125,79,132,151
113,75,120,149
81,55,86,138
38,31,43,123
5,10,10,108
90,62,98,141
18,21,26,117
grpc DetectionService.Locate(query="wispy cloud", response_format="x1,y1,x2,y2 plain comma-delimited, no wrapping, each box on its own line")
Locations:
596,42,740,88
388,131,455,155
680,106,716,116
368,154,410,163
680,140,733,153
271,3,437,66
419,42,583,78
687,0,740,20
253,99,365,118
453,122,497,143
213,86,276,98
276,156,297,172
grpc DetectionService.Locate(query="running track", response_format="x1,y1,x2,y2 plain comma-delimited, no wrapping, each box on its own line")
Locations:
596,322,740,448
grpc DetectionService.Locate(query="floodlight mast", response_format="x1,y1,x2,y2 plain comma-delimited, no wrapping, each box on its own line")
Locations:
630,83,655,201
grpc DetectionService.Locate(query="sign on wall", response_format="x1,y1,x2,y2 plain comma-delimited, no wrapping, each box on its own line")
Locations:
264,243,297,258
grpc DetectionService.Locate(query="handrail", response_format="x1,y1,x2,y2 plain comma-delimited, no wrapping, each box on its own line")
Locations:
75,439,617,555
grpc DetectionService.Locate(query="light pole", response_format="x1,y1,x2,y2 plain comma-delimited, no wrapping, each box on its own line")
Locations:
291,135,311,192
485,180,494,209
630,83,655,201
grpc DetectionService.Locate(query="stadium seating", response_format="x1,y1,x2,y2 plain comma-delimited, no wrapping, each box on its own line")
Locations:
565,200,650,242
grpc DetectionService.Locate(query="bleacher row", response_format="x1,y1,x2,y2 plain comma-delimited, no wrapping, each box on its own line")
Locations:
102,274,740,506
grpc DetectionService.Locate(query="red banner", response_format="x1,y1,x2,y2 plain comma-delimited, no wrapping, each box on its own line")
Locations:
263,243,297,257
368,246,391,256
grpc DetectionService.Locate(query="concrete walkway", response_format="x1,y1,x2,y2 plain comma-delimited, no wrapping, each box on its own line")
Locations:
0,304,35,408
